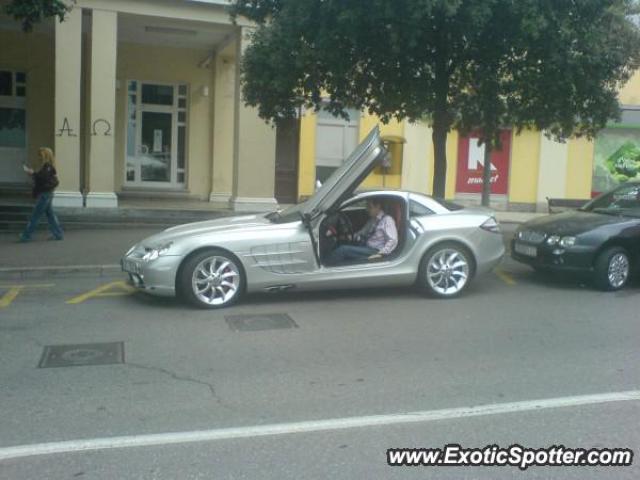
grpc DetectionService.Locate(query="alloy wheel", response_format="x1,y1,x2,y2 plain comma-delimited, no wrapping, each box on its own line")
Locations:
607,252,629,289
426,248,470,296
191,255,241,306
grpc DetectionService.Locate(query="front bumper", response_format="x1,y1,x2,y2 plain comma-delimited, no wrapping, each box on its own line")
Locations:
121,255,181,297
510,239,595,273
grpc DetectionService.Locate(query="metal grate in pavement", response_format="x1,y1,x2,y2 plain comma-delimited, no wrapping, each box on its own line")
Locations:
225,313,298,332
38,342,125,368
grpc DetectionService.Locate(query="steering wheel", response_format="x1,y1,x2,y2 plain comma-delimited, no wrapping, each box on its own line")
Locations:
323,212,354,242
334,212,354,240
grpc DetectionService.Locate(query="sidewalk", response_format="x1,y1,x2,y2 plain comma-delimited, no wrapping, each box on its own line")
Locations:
0,228,159,278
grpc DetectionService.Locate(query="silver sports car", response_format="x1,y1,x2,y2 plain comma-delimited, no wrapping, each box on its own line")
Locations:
121,127,505,308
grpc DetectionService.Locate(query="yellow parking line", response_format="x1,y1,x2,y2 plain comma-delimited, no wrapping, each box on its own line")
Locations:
66,281,136,305
495,269,517,286
0,284,54,309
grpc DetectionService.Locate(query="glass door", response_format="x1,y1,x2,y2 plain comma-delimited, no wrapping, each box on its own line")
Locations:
140,111,172,182
126,81,187,187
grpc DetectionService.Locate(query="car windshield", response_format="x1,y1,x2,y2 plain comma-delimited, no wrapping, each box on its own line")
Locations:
581,184,640,217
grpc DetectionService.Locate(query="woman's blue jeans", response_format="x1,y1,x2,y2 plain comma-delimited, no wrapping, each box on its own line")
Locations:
21,192,64,241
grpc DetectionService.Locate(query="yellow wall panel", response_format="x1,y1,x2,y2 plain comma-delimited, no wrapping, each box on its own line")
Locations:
297,110,317,199
509,130,540,204
566,137,594,199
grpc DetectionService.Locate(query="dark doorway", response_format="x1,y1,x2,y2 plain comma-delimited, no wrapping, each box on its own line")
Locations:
275,117,300,204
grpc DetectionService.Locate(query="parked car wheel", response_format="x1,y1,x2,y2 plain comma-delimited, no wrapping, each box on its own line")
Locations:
179,249,245,308
418,242,473,298
593,246,631,291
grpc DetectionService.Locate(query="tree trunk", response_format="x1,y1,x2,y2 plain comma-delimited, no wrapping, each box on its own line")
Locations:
432,125,448,198
481,142,492,207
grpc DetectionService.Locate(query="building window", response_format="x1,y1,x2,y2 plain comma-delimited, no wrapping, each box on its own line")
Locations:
125,81,188,187
0,70,27,183
315,106,360,183
0,108,26,148
592,107,640,194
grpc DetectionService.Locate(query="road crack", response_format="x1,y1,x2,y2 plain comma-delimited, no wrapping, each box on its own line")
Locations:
126,362,234,411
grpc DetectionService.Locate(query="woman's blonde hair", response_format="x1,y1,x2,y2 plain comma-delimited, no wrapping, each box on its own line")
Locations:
38,147,56,169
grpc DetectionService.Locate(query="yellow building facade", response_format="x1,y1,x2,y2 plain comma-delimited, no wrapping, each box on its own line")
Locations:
298,71,640,212
1,0,638,213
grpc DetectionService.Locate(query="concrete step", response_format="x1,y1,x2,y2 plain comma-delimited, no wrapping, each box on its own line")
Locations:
0,203,237,231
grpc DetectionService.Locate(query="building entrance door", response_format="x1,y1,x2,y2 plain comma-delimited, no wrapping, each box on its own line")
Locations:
125,81,188,187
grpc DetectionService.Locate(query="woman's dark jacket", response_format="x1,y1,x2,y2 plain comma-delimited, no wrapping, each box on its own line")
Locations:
32,164,59,198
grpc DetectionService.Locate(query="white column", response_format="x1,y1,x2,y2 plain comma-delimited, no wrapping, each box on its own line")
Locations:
209,44,235,207
536,135,569,211
229,27,278,212
86,9,118,208
53,7,83,207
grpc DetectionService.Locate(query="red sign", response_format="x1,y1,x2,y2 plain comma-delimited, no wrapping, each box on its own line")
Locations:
456,130,511,195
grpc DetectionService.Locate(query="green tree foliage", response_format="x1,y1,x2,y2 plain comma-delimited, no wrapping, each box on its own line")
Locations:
3,0,73,32
232,0,639,199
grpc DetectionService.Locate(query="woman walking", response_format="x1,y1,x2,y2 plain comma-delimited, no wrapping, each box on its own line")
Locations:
19,147,64,242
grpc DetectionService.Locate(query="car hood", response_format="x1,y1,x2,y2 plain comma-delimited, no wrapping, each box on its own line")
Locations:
140,214,272,246
301,126,387,218
521,210,629,236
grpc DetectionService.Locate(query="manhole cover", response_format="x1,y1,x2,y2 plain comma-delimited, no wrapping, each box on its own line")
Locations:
38,342,125,368
225,313,298,332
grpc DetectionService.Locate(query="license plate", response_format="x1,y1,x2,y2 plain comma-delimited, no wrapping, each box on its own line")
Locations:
514,242,537,257
122,258,141,274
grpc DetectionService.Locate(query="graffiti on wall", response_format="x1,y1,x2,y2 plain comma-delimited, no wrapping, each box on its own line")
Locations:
55,118,77,137
91,119,112,136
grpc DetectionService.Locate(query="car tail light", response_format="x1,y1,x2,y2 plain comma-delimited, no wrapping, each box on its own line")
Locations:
480,217,501,233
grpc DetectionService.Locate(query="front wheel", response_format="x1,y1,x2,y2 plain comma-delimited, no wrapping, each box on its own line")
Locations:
178,249,245,308
593,246,631,291
418,243,473,298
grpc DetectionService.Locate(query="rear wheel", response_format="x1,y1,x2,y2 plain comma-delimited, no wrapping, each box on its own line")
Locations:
593,246,631,291
178,249,244,308
418,242,473,298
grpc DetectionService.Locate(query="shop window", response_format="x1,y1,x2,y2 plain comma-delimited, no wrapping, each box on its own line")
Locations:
592,108,640,194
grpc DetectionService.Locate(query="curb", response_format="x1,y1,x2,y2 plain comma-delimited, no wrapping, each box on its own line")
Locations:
0,264,122,280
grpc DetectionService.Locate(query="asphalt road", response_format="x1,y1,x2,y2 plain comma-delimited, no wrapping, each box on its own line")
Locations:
0,252,638,479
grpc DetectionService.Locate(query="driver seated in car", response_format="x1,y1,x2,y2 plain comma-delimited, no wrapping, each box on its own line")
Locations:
327,198,398,265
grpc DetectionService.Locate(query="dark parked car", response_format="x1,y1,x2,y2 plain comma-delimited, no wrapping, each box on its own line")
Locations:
511,182,640,291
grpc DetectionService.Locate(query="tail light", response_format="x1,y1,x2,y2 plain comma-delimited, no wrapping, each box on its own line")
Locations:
480,216,501,233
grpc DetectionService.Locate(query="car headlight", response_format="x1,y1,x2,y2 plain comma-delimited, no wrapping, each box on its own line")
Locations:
559,236,576,247
142,242,173,262
546,235,560,245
